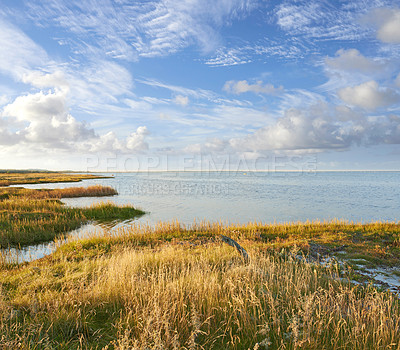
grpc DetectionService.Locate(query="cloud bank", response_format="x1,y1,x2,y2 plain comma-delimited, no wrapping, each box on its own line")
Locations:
1,88,149,153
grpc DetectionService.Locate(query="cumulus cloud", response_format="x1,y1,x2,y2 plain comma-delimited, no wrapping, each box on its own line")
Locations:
22,71,69,90
229,104,358,152
338,81,400,110
365,7,400,44
223,80,284,95
325,49,383,73
1,89,149,153
126,126,149,151
185,103,357,154
2,89,95,147
186,102,400,155
174,95,189,106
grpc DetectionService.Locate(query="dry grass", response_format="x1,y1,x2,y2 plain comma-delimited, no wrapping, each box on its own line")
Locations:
0,221,399,349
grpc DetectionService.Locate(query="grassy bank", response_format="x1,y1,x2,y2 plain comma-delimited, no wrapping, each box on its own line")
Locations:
0,185,118,200
0,186,144,247
0,171,109,187
0,221,399,349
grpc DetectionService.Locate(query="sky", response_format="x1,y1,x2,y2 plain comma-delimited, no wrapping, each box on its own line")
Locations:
0,0,400,171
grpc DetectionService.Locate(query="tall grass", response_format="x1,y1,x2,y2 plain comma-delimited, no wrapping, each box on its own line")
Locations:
0,233,398,349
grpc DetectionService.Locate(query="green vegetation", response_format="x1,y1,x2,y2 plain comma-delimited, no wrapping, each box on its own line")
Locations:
0,221,399,349
0,186,144,247
0,185,118,200
0,171,109,187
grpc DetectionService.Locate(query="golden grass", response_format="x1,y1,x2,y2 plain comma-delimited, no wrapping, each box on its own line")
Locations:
0,221,399,349
0,171,108,187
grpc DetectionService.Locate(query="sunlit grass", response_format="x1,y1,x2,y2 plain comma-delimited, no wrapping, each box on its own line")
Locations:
0,186,144,247
0,170,109,187
56,219,400,269
0,185,118,200
0,222,399,349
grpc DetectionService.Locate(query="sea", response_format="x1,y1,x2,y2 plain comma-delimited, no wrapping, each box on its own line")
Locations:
4,171,400,262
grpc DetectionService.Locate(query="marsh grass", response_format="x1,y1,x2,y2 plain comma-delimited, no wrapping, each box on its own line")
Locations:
0,171,108,187
0,185,118,200
0,186,144,247
0,222,399,349
56,220,400,269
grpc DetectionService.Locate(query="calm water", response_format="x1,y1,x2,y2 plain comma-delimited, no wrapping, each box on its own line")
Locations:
5,171,400,262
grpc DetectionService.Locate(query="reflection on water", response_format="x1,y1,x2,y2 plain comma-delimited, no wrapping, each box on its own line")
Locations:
3,171,400,263
1,219,140,264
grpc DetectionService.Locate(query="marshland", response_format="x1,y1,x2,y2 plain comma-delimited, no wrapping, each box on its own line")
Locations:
0,171,399,349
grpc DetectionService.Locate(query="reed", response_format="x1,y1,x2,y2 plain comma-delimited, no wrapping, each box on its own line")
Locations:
0,223,399,349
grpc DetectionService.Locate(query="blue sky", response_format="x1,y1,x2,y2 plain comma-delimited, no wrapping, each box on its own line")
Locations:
0,0,399,171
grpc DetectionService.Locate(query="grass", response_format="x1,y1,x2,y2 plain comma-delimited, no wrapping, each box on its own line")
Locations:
0,185,118,200
0,221,399,349
0,186,144,247
0,171,109,187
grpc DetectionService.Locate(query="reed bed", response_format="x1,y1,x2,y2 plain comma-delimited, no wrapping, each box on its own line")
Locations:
25,185,118,199
0,171,108,187
0,228,399,349
0,187,144,247
0,185,117,200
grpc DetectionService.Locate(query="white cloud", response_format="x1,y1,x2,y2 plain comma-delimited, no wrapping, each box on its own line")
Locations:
1,89,149,153
204,47,252,67
229,103,357,152
174,95,189,106
27,0,257,58
325,49,384,73
126,126,149,151
22,70,69,90
138,78,216,101
0,18,49,79
204,39,307,67
338,81,400,110
2,89,95,147
223,80,284,95
188,103,400,154
68,60,133,105
83,126,149,153
365,7,400,44
274,0,371,41
0,16,134,113
124,98,153,111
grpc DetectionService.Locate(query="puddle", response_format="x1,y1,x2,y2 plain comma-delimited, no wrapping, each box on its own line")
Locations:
359,266,400,294
295,248,400,297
